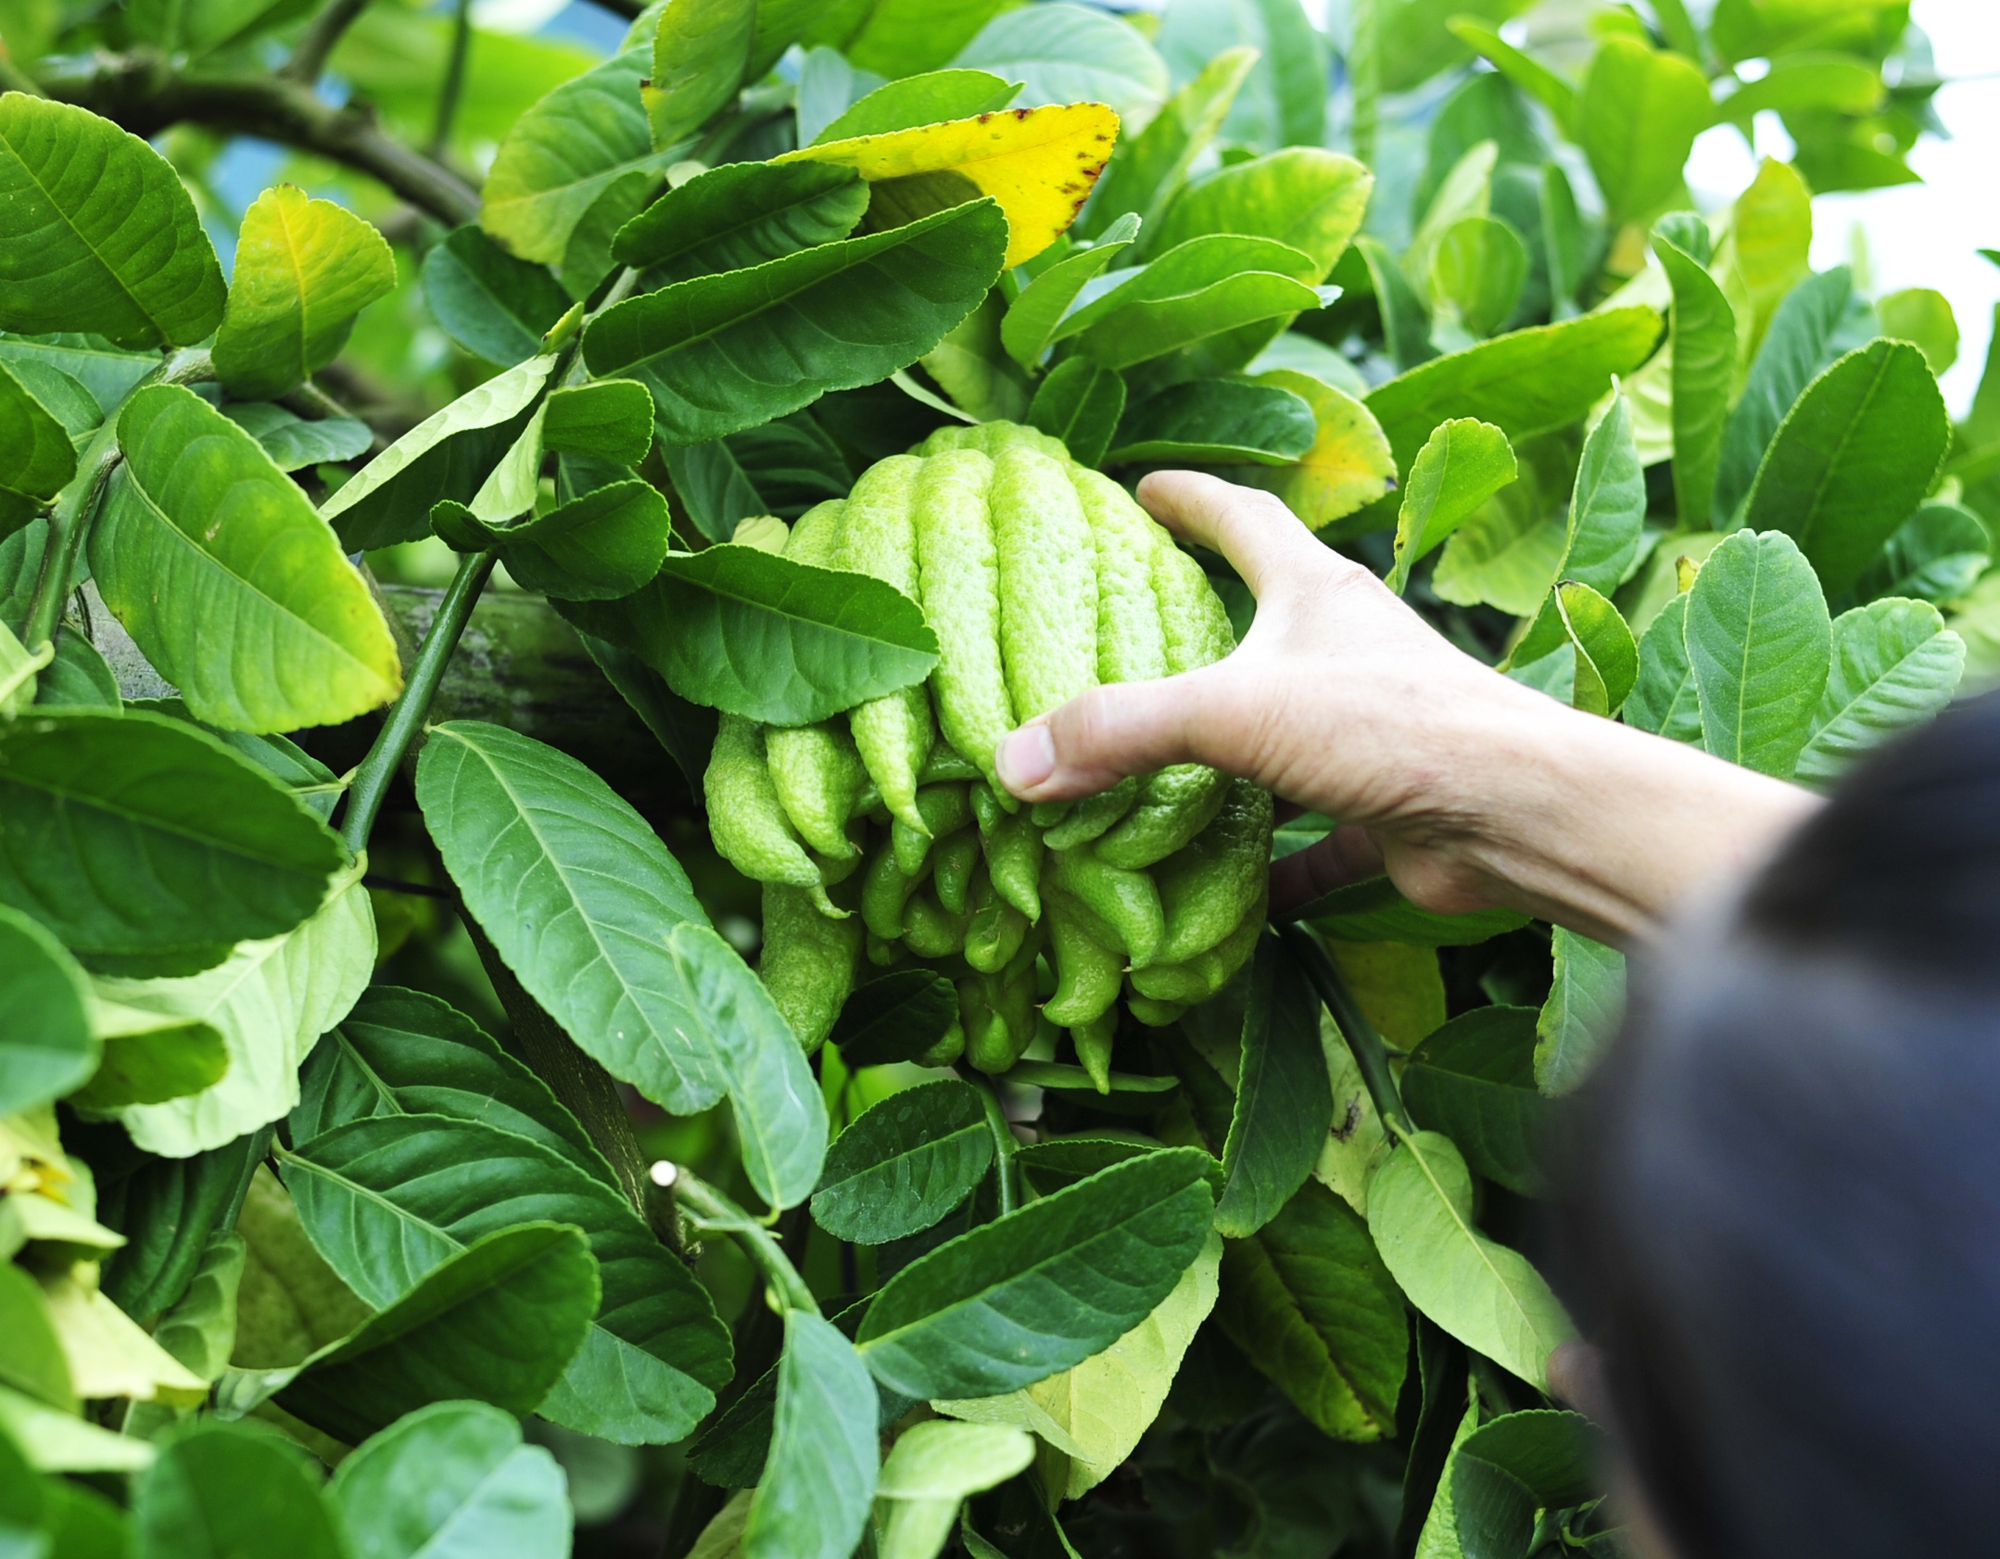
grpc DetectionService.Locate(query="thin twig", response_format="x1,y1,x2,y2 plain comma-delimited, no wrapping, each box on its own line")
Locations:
279,0,374,86
428,0,473,157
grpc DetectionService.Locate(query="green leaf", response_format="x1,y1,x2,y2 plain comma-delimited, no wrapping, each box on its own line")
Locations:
1577,37,1713,226
874,1419,1035,1557
1513,581,1638,717
212,186,396,400
0,359,75,533
742,1311,879,1559
1286,874,1529,946
143,1229,243,1384
1446,19,1579,136
542,380,654,465
1713,265,1852,526
417,721,828,1208
793,46,888,147
0,904,94,1115
422,225,573,367
1213,935,1331,1238
814,70,1020,144
283,1113,732,1445
474,481,672,601
326,353,558,546
583,198,1007,445
219,403,373,473
483,48,679,266
0,707,343,969
1654,229,1737,532
1215,1180,1407,1441
1153,148,1371,280
558,544,938,726
98,866,374,1155
1623,591,1704,744
1106,380,1316,466
953,4,1169,123
133,1421,341,1559
0,96,225,349
646,0,755,149
100,1132,265,1319
1428,216,1528,342
1402,1008,1553,1198
0,1261,75,1411
1559,390,1645,595
1714,54,1882,125
294,985,615,1187
1795,599,1964,785
1347,235,1436,375
1366,307,1663,479
1069,266,1324,371
841,0,1010,76
614,162,868,283
1450,1411,1602,1559
1429,482,1566,617
829,972,960,1068
1387,418,1517,594
999,213,1141,370
67,999,229,1112
1366,1130,1575,1391
856,1147,1216,1399
94,385,402,732
223,1222,597,1444
0,335,155,423
1743,339,1952,595
1851,502,1990,605
811,1078,994,1244
1535,928,1625,1096
1082,46,1257,237
1877,286,1959,377
1026,358,1126,468
330,1400,571,1559
1156,0,1327,152
1684,529,1832,777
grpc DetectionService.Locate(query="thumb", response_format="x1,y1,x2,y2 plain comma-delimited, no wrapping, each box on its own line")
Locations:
994,672,1216,803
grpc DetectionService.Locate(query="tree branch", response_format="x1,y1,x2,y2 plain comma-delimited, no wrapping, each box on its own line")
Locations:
39,53,478,226
280,0,375,87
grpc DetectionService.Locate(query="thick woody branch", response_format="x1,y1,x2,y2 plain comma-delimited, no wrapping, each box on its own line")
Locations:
39,53,478,227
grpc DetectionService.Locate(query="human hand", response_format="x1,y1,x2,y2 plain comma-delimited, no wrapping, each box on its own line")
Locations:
992,472,1817,943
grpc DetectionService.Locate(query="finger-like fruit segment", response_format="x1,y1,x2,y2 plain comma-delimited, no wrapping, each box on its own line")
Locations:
1153,534,1237,674
861,842,918,940
1126,994,1187,1028
913,450,1013,790
1052,846,1163,968
972,781,1043,921
1071,1008,1117,1093
994,445,1099,724
1152,779,1274,966
767,722,868,860
931,829,981,916
707,715,821,891
1094,763,1228,870
1042,888,1124,1027
760,883,862,1051
1074,466,1169,686
1128,900,1265,1005
838,456,932,829
903,891,969,959
1042,775,1139,850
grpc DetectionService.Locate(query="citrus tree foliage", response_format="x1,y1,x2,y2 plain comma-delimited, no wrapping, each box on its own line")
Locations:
0,0,1983,1555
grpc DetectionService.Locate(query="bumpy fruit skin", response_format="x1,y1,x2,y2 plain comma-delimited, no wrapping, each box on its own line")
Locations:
759,883,861,1051
702,423,1273,1072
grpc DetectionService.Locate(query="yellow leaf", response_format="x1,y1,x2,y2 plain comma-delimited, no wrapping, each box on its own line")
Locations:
40,1270,208,1406
778,102,1120,269
1240,368,1396,531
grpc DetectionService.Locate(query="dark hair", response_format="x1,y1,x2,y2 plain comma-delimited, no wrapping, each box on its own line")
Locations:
1560,691,2000,1559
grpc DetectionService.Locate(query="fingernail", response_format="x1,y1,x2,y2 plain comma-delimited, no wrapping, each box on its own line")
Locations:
995,725,1055,793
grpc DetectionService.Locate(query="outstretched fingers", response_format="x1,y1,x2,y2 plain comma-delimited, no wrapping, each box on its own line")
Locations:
994,670,1221,802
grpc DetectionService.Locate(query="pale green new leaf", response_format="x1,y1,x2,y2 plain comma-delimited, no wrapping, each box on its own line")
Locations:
1684,529,1832,778
483,49,679,266
647,0,755,149
282,1113,733,1446
813,71,1019,144
1152,148,1371,279
0,707,344,970
212,185,397,400
0,904,95,1116
1560,389,1645,595
856,1148,1216,1399
1000,212,1141,369
1655,229,1737,531
1429,216,1528,340
94,385,402,733
583,199,1007,444
0,96,225,348
100,865,375,1157
68,995,229,1112
1082,46,1256,236
1535,928,1626,1096
954,3,1169,122
319,353,557,550
416,721,828,1209
1388,419,1517,594
1742,339,1952,594
1216,1180,1407,1440
331,1400,572,1559
1578,37,1713,226
842,0,1011,76
1795,599,1964,784
743,1311,879,1559
811,1079,993,1245
873,1420,1034,1559
1156,0,1327,152
937,1238,1216,1503
1366,1131,1575,1391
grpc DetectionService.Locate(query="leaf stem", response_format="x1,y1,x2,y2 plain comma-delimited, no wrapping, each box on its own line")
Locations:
1276,921,1414,1134
427,0,473,157
22,346,212,651
674,1170,819,1315
968,1071,1019,1216
338,547,496,854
